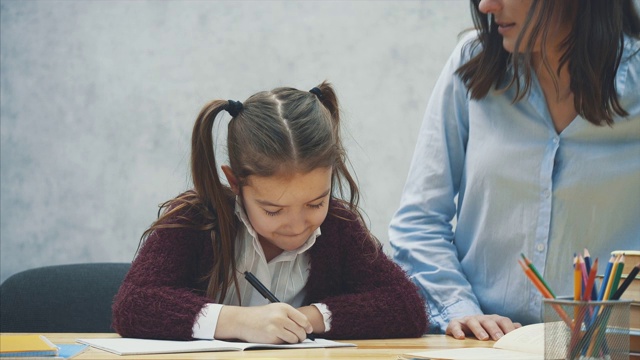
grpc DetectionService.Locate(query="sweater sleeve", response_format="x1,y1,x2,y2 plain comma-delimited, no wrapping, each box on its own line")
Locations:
112,223,213,340
306,205,429,339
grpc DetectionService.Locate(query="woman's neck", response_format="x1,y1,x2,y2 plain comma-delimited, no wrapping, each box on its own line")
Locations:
532,52,577,133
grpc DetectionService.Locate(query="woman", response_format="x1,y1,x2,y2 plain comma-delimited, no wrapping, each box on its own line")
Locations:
390,0,640,341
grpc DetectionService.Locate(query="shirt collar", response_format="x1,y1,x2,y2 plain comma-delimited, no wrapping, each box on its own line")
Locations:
233,196,320,261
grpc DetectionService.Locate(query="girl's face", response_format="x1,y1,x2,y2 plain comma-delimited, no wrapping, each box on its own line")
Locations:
235,167,332,259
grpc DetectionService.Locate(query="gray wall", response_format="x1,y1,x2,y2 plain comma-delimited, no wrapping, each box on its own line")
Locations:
0,0,471,283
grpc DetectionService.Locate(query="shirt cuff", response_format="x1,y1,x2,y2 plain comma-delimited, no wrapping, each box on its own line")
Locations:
429,299,483,334
192,303,224,339
311,303,332,332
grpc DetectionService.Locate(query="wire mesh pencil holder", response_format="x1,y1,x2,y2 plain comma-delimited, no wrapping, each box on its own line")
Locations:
543,298,631,360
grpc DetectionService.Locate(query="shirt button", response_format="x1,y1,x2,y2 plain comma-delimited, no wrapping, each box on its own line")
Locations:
536,243,545,252
543,190,551,197
552,137,559,144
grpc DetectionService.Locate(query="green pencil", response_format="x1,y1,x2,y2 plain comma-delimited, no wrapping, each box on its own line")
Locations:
607,254,625,299
520,253,556,298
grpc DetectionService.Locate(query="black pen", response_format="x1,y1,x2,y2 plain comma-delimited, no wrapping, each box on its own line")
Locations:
243,271,316,341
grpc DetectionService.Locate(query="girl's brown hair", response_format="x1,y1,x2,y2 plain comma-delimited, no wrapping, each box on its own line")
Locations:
457,0,640,126
139,81,372,302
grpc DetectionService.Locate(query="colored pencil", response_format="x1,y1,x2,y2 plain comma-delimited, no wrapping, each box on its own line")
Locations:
583,249,597,299
583,258,598,302
611,262,640,300
518,259,571,326
569,256,586,358
593,255,624,356
581,258,598,338
597,255,615,300
520,253,556,298
600,256,620,300
607,254,625,300
579,255,589,292
583,249,592,273
574,256,582,301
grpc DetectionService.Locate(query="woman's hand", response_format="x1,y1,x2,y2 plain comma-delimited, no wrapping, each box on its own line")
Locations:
215,303,313,344
446,314,521,341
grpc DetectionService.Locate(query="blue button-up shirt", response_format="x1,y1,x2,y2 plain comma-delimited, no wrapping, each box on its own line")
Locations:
389,33,640,333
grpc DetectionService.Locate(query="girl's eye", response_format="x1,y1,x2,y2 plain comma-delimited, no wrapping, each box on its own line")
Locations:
308,201,325,209
264,209,281,217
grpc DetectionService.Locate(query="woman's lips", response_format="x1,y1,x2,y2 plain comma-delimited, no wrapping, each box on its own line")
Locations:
496,22,516,35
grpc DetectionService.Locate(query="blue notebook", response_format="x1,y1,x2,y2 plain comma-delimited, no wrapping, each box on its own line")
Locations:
56,344,88,359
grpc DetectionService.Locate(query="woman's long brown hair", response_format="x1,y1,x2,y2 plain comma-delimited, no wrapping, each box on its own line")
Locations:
457,0,640,126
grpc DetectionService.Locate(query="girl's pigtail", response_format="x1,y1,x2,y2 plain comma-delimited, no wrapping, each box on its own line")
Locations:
314,81,360,212
191,100,229,216
314,82,380,256
191,100,238,300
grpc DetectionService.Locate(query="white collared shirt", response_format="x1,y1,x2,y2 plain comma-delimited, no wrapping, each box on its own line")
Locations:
192,197,331,339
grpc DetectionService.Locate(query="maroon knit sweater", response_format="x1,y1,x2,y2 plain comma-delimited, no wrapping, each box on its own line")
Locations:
112,201,428,340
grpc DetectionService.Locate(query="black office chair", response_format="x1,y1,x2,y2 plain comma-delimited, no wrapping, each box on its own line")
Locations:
0,262,130,332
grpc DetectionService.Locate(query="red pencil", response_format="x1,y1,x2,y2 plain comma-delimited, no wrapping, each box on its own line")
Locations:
583,258,598,301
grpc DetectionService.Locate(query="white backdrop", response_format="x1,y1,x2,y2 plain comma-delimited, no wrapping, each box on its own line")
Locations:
0,0,471,283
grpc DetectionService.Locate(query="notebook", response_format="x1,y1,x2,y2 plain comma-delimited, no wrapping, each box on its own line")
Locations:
0,335,58,357
0,335,87,360
402,323,566,360
77,337,355,355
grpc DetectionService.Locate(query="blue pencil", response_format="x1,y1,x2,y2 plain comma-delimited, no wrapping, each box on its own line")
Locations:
597,255,615,301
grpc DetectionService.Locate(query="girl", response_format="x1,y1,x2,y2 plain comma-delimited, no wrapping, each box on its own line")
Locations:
112,82,428,342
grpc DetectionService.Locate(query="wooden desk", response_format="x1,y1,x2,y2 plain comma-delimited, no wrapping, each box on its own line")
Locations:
26,333,495,359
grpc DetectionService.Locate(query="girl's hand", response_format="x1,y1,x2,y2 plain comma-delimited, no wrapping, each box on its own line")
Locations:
216,303,313,344
296,305,325,333
446,314,521,341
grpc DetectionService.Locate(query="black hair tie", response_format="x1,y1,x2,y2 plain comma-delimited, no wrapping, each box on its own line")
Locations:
309,87,323,99
226,100,243,117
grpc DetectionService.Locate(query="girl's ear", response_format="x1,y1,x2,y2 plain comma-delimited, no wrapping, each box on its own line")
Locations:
221,165,240,195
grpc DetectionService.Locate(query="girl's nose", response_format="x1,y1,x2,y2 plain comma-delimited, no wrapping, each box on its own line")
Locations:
286,213,307,235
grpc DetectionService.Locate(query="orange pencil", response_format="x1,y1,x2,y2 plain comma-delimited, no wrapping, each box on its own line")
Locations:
521,253,556,298
518,259,572,326
519,259,552,298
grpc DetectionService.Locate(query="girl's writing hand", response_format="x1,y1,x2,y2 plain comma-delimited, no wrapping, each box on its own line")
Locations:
216,303,313,344
446,314,521,341
296,305,325,333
